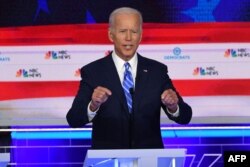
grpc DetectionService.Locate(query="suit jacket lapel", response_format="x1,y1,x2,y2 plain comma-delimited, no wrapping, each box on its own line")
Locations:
134,55,149,111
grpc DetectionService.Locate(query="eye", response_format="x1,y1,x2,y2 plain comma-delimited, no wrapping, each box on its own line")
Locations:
131,30,138,34
119,30,126,33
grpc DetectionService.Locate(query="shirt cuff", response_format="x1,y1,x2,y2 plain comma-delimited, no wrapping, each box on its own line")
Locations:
166,105,180,117
87,102,99,122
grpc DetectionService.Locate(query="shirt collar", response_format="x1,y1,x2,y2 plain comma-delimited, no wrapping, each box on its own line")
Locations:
112,51,138,72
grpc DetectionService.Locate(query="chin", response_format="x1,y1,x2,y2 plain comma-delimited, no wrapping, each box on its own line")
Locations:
124,52,135,57
124,55,133,60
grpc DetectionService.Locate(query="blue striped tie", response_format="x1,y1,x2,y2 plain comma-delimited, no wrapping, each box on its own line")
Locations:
122,62,134,113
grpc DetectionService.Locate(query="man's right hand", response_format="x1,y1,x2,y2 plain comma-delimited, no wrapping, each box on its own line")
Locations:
90,86,112,111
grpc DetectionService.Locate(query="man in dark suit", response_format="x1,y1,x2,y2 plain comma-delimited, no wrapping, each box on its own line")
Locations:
67,7,192,149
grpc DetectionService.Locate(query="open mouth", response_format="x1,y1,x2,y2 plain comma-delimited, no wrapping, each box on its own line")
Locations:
124,45,133,49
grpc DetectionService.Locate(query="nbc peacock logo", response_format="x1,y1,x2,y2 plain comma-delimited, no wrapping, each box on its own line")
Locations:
224,48,250,58
105,50,112,56
74,69,81,77
193,66,219,76
45,51,58,59
16,68,42,78
16,69,28,77
224,49,237,58
45,50,71,60
193,67,206,76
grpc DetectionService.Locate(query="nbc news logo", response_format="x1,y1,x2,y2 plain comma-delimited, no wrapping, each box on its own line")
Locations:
16,68,42,78
193,66,219,76
45,50,71,60
224,48,250,58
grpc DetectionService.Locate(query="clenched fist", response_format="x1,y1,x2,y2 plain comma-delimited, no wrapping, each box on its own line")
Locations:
161,89,179,113
90,86,112,111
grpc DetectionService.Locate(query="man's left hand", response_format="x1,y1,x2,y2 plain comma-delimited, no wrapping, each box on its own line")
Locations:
161,89,179,113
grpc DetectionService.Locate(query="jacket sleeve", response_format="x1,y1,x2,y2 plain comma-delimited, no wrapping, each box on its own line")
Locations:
66,67,94,127
161,65,192,124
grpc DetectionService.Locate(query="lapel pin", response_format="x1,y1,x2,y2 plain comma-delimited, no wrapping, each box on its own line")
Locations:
143,69,148,72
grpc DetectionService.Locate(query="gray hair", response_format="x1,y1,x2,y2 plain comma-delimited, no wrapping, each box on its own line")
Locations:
109,7,143,30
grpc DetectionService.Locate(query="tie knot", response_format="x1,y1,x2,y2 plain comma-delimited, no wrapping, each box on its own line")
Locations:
124,62,130,71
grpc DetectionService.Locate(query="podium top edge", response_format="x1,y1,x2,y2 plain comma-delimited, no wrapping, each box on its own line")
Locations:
86,148,187,158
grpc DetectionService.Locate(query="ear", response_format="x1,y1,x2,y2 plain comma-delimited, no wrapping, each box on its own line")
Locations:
139,30,142,43
108,29,114,42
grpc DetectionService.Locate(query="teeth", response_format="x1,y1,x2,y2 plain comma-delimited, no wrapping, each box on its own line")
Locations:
125,45,132,49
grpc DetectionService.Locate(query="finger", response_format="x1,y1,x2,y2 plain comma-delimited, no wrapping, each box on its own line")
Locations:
161,91,167,99
162,92,178,105
161,89,172,99
96,86,112,96
102,87,112,96
94,97,105,104
162,96,173,105
92,95,107,107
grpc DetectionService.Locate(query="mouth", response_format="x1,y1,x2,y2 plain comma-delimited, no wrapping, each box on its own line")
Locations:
124,44,133,50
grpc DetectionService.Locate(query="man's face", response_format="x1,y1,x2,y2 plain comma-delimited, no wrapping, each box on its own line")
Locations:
108,13,142,61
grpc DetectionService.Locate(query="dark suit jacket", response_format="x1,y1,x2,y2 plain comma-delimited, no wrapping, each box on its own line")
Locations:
67,53,192,149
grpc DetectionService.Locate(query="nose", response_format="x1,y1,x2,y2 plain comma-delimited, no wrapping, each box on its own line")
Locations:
125,31,132,41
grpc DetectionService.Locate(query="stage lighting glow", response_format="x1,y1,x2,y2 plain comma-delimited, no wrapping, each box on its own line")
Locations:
11,127,250,139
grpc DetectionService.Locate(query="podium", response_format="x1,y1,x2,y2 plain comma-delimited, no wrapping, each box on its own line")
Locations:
83,148,186,167
0,153,10,167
